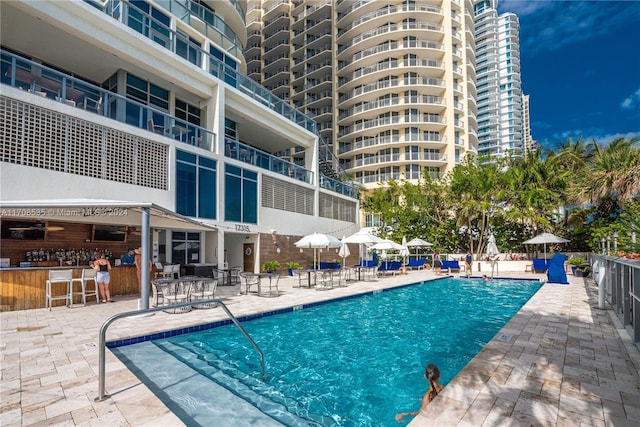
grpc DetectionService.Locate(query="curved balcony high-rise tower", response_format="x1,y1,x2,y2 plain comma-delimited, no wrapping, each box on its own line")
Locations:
248,1,478,190
335,0,477,188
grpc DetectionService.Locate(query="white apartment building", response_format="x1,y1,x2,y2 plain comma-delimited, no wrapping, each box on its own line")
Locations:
522,93,535,155
247,0,479,190
0,0,359,274
473,0,524,161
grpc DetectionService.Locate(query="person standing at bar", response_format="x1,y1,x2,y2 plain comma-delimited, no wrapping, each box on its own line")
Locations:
93,253,114,303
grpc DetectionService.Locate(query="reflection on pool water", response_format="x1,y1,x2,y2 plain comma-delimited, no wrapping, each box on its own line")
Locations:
112,277,541,426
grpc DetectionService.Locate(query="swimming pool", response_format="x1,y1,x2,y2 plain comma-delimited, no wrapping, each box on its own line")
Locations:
112,277,541,426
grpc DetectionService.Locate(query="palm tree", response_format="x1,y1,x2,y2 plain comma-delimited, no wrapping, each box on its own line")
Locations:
574,136,639,216
505,148,568,236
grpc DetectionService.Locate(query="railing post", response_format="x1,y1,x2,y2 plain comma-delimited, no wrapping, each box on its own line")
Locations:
598,257,605,309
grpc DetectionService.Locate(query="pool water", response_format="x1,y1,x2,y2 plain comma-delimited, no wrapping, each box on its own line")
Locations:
113,278,541,426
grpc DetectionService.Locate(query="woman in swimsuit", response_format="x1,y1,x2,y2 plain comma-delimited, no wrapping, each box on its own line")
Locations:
93,253,114,303
395,363,444,423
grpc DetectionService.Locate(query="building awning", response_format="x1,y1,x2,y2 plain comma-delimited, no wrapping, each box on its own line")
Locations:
0,199,216,231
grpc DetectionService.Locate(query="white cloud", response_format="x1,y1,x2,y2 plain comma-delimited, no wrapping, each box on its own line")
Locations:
621,88,640,111
498,1,640,56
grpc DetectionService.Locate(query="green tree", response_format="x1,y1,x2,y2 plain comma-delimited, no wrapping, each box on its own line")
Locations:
572,137,639,217
446,155,505,257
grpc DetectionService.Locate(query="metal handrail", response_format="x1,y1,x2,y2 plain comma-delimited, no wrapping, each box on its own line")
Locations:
95,299,265,401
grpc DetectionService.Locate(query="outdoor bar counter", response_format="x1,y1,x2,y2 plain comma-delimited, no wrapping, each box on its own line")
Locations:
0,265,138,311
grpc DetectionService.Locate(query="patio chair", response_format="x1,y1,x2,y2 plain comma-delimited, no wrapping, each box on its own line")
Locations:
258,273,280,297
293,269,310,288
157,264,174,279
190,278,218,309
171,264,181,279
239,271,260,294
331,269,345,287
163,280,192,313
532,258,548,273
316,270,333,291
229,266,242,285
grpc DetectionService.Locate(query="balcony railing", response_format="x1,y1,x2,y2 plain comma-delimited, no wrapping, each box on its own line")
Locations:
225,138,312,184
591,254,640,347
1,50,215,150
319,175,359,198
87,0,318,135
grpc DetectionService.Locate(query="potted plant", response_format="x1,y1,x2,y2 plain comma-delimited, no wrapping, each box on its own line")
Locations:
568,257,586,275
285,261,302,276
575,264,590,277
261,260,280,274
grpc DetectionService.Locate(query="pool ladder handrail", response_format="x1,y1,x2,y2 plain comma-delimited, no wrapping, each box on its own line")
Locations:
95,298,265,402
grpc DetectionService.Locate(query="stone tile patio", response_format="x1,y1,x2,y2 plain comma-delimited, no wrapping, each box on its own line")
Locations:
1,268,638,426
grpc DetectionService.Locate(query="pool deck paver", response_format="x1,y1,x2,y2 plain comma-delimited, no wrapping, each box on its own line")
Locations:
1,268,638,426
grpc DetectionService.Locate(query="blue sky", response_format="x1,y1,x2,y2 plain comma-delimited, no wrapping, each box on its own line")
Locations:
497,0,640,149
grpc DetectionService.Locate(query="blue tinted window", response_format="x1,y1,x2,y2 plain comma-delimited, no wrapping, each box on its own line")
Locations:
176,150,216,219
224,165,257,223
199,167,216,219
243,179,257,223
225,173,241,221
177,150,196,163
176,161,196,216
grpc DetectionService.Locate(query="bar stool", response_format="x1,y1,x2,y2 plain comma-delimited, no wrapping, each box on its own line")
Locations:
70,268,98,306
45,269,73,310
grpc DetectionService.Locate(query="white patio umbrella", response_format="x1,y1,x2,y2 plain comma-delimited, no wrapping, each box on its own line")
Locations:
343,229,384,245
405,237,433,247
344,229,384,264
405,237,432,258
371,239,405,251
400,236,410,261
295,233,342,268
338,235,351,267
523,232,570,259
486,234,499,258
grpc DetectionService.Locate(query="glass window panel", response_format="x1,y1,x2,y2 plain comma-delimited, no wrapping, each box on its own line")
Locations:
199,168,216,219
177,149,196,163
176,161,196,216
125,103,142,127
243,179,257,223
226,164,241,177
199,157,216,170
225,174,242,221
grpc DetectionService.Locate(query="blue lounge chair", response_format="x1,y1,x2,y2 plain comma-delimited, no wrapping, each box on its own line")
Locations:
406,259,426,270
532,258,548,273
441,260,460,273
377,261,402,276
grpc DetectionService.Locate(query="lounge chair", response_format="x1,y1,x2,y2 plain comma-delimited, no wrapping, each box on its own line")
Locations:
532,258,548,273
441,260,461,273
406,259,426,270
377,261,402,276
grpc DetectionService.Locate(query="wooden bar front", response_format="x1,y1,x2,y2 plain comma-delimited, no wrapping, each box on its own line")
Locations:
0,266,138,311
